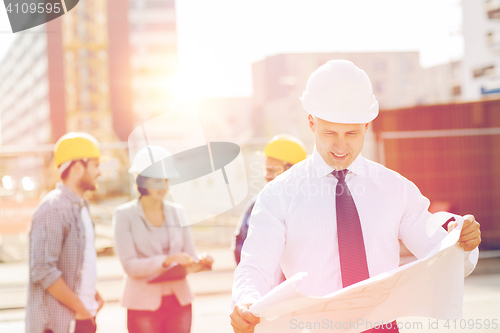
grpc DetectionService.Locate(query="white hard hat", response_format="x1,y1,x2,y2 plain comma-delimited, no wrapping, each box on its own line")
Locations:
130,145,180,179
300,60,379,124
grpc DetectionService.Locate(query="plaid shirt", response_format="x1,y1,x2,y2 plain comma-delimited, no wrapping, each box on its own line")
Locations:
26,183,91,333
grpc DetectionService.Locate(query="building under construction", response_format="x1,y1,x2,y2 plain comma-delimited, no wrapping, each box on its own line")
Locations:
0,1,179,257
0,0,178,198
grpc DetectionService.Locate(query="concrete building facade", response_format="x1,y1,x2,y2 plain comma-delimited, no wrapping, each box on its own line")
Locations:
419,60,463,105
0,21,65,147
128,0,179,123
0,0,180,147
251,52,423,160
461,0,500,99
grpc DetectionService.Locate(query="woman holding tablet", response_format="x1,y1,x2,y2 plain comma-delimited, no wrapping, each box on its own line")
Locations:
113,145,212,333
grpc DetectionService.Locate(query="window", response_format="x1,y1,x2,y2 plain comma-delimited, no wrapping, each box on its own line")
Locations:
473,65,495,78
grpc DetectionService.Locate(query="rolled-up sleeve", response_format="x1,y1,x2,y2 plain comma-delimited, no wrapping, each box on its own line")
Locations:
113,209,167,278
398,178,439,259
29,208,64,290
399,177,478,276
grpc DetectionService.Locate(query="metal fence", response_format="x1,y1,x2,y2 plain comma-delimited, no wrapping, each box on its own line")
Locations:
373,98,500,249
0,140,273,262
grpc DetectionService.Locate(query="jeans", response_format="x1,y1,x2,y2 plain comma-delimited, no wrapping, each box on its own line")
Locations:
127,295,192,333
74,319,96,333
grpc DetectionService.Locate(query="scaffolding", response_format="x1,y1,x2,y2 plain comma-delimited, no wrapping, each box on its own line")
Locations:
62,0,114,142
60,1,130,194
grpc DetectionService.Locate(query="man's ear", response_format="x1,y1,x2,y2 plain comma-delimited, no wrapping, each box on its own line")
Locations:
365,122,370,132
72,160,86,177
308,114,315,133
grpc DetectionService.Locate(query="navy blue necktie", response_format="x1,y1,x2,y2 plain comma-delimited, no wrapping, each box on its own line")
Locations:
333,169,370,287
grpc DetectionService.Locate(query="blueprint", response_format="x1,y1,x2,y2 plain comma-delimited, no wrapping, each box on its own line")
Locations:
249,212,469,333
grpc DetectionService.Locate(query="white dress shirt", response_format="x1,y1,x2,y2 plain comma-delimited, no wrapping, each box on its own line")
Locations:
232,149,478,305
79,206,99,316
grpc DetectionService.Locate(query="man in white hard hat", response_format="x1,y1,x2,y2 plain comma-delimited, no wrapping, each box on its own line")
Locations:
27,133,104,333
230,60,481,333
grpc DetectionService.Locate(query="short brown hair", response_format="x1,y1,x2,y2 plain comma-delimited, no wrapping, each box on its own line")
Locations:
60,160,88,180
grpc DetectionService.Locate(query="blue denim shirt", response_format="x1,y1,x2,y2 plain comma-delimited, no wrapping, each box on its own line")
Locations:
233,197,256,264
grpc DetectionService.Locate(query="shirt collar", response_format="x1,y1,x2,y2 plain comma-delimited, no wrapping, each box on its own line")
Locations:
311,148,368,178
136,198,147,221
56,182,89,210
135,198,166,221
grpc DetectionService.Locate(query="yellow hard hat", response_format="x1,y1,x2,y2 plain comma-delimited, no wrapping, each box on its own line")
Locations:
264,134,307,165
54,132,100,169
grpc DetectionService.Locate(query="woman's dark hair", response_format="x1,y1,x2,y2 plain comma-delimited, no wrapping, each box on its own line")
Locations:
136,174,150,197
137,186,149,196
136,175,168,197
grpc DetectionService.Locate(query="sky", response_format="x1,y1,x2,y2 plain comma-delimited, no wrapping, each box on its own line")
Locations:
174,0,463,97
0,0,463,98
